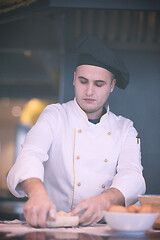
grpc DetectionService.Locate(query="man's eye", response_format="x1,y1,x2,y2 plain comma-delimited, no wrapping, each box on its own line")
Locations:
96,83,104,87
80,80,87,84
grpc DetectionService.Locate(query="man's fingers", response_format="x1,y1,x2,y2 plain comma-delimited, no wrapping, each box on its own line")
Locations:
78,204,103,225
24,203,56,227
79,208,96,225
49,208,56,220
80,213,97,226
80,213,102,226
72,201,88,216
24,207,38,227
72,197,104,225
37,209,49,227
37,206,56,227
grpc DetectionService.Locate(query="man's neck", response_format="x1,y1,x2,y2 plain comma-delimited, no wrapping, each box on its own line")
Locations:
86,108,103,120
88,107,107,124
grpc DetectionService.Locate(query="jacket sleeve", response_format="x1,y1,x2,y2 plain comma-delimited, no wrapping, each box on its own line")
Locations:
110,120,146,206
7,105,57,198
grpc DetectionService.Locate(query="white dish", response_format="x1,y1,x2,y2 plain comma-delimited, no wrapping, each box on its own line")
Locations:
115,231,147,237
103,211,158,232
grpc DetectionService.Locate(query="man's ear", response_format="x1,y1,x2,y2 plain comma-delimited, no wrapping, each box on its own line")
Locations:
110,79,116,92
73,71,76,86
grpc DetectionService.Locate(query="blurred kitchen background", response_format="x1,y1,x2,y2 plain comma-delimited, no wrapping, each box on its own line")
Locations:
0,0,160,219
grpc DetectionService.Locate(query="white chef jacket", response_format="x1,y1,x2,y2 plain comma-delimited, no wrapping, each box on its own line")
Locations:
7,98,146,212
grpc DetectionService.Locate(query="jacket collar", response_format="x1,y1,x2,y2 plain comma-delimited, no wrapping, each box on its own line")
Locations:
73,97,110,123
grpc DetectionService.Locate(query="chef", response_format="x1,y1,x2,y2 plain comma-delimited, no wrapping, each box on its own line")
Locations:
7,34,146,227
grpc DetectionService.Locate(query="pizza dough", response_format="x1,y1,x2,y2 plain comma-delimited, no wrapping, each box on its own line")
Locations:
46,211,79,228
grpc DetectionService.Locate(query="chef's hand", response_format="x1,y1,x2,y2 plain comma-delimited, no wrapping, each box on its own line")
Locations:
21,178,56,228
72,188,125,226
72,195,105,226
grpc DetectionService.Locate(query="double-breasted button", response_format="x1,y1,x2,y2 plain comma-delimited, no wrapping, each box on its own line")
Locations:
108,132,111,135
78,129,82,133
102,184,105,188
76,156,80,160
104,159,108,162
77,182,81,186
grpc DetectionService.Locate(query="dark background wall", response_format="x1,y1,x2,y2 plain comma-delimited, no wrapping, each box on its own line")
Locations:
111,51,160,194
62,49,160,194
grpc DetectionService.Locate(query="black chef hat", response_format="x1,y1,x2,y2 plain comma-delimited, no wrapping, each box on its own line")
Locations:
75,34,130,89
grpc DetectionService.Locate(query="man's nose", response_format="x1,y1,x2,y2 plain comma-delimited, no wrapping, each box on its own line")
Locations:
86,84,94,96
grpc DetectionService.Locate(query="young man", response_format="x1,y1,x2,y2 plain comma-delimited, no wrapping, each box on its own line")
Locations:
7,34,146,227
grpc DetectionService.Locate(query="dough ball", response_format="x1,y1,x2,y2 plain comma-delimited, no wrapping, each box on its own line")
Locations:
127,205,140,213
57,211,71,216
108,205,127,213
47,211,79,228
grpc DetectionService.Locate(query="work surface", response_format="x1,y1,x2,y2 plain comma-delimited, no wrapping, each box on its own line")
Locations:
0,220,160,240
